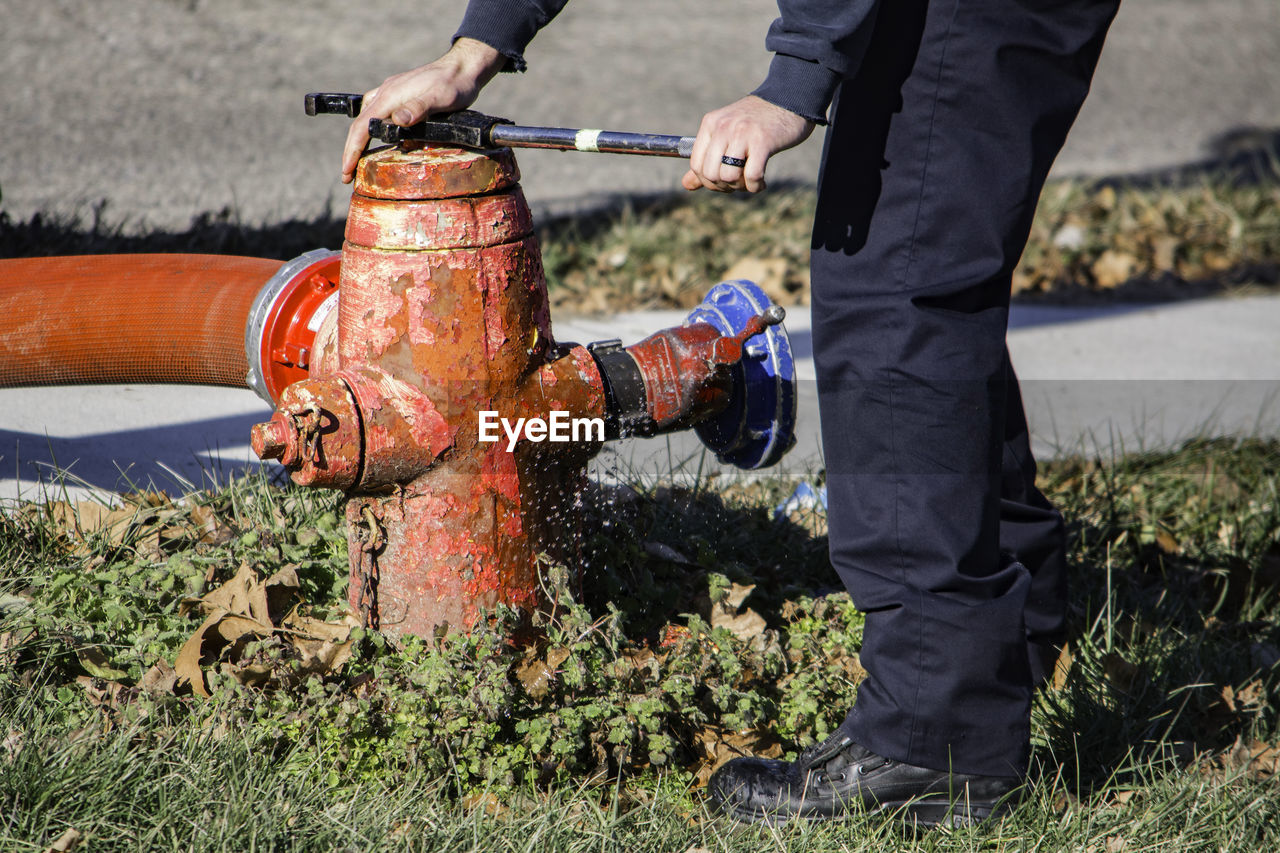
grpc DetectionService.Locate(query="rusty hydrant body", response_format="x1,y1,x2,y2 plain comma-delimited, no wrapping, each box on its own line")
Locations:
252,142,793,639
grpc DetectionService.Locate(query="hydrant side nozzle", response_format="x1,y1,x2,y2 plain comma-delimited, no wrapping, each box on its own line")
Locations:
251,415,294,463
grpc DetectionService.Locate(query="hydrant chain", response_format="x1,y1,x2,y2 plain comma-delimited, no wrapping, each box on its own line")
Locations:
355,505,384,630
291,405,324,464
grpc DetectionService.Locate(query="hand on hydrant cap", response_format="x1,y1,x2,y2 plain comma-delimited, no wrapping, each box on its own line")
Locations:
341,38,506,184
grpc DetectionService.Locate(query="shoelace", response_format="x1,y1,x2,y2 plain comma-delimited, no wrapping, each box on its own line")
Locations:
796,731,892,784
795,731,856,772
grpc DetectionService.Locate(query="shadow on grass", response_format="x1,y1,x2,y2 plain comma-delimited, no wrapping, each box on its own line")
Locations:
1031,438,1280,791
585,438,1280,791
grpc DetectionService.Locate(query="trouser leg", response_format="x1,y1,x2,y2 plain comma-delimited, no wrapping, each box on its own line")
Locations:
811,0,1117,776
999,356,1069,688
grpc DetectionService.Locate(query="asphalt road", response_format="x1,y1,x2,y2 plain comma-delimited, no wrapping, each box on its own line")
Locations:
2,0,1279,501
2,0,1278,228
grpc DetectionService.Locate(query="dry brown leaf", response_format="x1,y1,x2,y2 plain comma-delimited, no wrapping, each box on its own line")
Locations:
175,611,274,697
834,652,868,683
1095,185,1118,211
517,660,553,700
1235,679,1265,711
282,612,350,643
1051,643,1074,691
304,639,354,675
710,582,766,640
175,567,358,697
191,563,258,618
189,503,234,545
75,676,127,711
123,491,171,508
1220,683,1238,713
1152,235,1180,272
1248,741,1280,778
44,501,158,554
3,729,25,761
1091,250,1138,289
140,659,177,695
546,647,571,669
76,646,129,681
722,257,791,306
42,828,83,853
1203,251,1234,272
723,582,755,612
692,727,784,787
1154,530,1180,555
0,626,36,657
193,563,299,627
711,607,766,640
1109,789,1136,807
462,791,509,818
1102,652,1140,692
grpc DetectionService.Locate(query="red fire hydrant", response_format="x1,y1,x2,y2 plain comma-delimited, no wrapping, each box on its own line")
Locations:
249,141,794,639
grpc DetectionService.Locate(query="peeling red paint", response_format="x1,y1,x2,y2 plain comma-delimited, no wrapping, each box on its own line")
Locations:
253,143,602,639
251,141,753,640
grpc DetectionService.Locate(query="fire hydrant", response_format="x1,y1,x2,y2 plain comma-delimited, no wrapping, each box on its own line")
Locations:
246,141,796,638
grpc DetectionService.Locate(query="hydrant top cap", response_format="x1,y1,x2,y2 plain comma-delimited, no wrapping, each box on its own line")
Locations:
356,143,521,201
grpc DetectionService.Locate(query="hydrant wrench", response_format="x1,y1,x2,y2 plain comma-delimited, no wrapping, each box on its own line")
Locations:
306,92,696,158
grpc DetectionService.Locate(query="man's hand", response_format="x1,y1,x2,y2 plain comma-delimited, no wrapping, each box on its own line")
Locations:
341,38,507,183
682,96,814,194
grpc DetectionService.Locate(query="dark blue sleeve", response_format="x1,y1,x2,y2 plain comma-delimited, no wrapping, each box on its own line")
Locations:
751,0,883,124
453,0,572,72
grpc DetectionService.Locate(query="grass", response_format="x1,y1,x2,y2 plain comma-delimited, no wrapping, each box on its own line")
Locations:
2,437,1280,850
4,170,1279,314
2,155,1279,848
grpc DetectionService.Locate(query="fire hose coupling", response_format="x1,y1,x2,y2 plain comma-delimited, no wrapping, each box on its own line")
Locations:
588,280,798,470
244,249,343,406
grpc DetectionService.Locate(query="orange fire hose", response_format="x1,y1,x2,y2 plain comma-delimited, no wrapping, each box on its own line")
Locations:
0,254,280,388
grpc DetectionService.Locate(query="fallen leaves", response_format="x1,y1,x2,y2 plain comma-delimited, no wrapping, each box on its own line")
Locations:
1090,249,1139,289
27,492,235,560
1200,736,1280,783
515,646,571,701
173,563,358,697
1051,643,1074,691
1101,652,1143,693
76,646,130,681
721,256,802,306
709,582,766,641
692,726,784,787
41,828,83,853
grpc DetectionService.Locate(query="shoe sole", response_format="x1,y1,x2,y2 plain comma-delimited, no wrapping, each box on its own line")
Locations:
714,792,1011,828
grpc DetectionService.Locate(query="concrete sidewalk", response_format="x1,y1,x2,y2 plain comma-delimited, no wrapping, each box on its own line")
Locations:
4,294,1278,503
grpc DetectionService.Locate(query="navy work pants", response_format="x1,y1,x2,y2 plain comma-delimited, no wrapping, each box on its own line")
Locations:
813,0,1119,777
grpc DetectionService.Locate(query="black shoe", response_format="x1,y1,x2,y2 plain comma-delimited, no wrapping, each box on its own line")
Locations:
707,729,1022,827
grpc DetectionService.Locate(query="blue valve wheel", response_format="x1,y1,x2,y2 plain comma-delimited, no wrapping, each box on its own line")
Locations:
685,280,798,469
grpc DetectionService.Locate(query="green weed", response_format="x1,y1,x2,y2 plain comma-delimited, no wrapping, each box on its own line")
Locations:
2,438,1279,850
